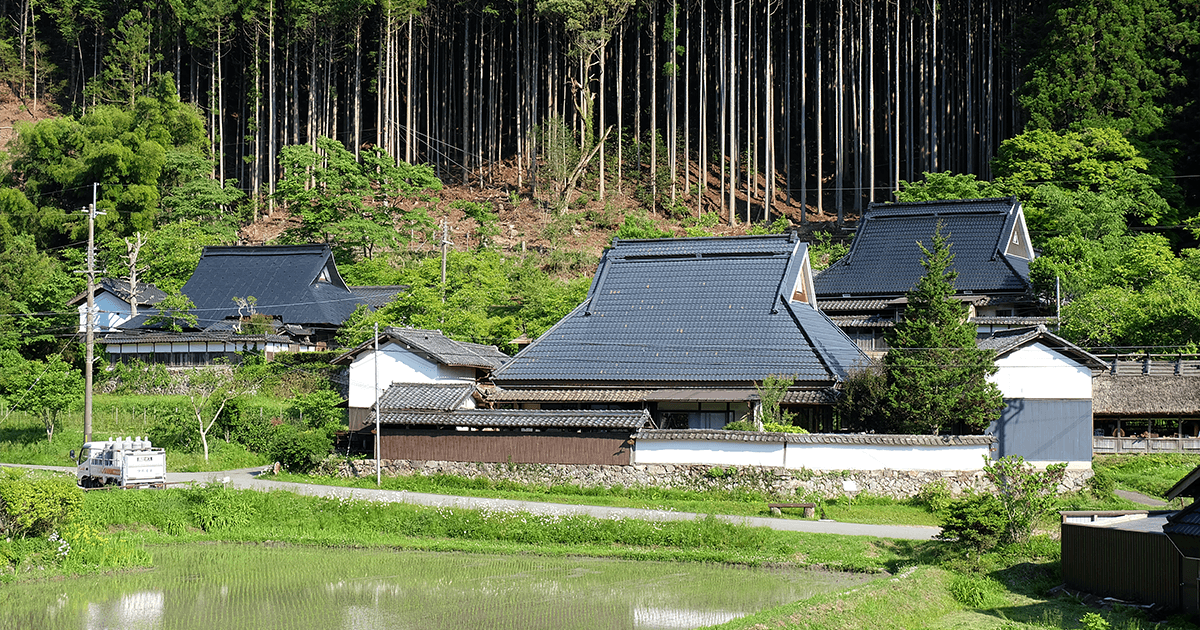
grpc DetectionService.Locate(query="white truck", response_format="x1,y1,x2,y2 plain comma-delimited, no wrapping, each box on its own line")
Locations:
75,437,167,489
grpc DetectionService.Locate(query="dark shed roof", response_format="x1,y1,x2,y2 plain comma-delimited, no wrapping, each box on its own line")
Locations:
331,327,508,371
492,234,867,388
815,197,1032,299
179,245,366,327
977,325,1109,371
68,278,167,307
375,408,651,429
377,382,476,411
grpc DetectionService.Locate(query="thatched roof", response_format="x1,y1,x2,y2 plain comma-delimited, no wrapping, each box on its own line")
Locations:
1093,375,1200,416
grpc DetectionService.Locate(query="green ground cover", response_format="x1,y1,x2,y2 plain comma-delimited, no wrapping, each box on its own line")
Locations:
264,470,944,526
0,394,281,471
1094,454,1200,500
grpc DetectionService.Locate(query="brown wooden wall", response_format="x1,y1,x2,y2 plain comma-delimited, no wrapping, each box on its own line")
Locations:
349,407,371,432
1062,523,1187,611
379,428,634,465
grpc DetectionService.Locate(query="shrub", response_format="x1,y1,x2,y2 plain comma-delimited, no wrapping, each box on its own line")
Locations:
1086,469,1115,500
912,480,954,513
186,484,257,532
268,424,334,473
937,493,1007,557
615,211,673,240
0,470,83,537
984,455,1067,544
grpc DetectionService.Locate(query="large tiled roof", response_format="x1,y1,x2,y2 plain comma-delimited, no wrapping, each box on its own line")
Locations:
178,245,367,327
331,327,508,370
491,235,867,388
815,198,1032,298
486,387,839,405
377,382,475,411
349,285,407,308
374,408,651,429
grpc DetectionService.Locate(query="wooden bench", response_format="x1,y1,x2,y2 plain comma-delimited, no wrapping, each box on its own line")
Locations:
767,502,816,518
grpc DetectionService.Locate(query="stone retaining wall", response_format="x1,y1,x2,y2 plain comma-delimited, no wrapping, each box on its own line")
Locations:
329,458,1093,499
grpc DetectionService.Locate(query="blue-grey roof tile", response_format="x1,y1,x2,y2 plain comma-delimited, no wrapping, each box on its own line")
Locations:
493,235,868,387
376,409,651,429
815,198,1032,298
377,383,476,411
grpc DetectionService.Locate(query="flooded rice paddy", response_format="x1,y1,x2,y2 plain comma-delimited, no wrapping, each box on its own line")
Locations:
1,544,873,629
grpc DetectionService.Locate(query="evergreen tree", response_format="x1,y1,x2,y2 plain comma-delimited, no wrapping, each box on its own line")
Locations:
882,224,1004,434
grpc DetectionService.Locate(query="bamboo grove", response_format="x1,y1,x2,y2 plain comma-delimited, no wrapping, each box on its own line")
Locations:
8,0,1041,224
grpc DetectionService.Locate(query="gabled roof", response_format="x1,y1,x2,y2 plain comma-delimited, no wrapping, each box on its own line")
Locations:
492,234,868,388
376,382,476,411
815,197,1033,299
68,278,167,307
179,245,366,327
331,327,508,371
977,325,1109,371
374,408,651,429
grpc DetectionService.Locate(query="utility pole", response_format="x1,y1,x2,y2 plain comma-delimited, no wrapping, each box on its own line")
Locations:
374,321,380,487
440,221,452,305
81,183,103,443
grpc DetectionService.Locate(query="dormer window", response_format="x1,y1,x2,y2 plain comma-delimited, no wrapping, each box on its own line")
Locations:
317,267,330,283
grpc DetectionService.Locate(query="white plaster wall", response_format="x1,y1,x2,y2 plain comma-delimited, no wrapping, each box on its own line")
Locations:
990,343,1092,399
79,293,134,332
347,342,476,408
633,440,786,467
633,439,991,471
784,443,991,471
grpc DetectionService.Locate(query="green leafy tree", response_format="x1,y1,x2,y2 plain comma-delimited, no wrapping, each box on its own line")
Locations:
881,226,1005,434
8,78,213,237
145,291,199,332
276,137,441,262
9,356,84,443
1019,0,1196,138
753,374,796,430
895,172,1006,202
0,233,81,358
87,10,159,108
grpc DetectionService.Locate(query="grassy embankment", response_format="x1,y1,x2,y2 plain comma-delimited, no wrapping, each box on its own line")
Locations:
0,394,282,471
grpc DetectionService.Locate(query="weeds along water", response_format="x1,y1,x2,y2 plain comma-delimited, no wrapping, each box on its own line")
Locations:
75,485,903,572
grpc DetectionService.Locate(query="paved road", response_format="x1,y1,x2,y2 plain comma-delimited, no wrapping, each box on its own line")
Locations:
3,463,941,541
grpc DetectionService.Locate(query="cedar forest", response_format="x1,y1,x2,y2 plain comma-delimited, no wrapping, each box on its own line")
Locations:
0,0,1198,395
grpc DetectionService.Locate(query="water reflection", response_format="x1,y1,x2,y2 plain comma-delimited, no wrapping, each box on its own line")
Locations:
2,545,871,630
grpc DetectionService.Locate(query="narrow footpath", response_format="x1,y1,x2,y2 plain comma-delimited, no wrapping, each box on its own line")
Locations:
5,463,941,541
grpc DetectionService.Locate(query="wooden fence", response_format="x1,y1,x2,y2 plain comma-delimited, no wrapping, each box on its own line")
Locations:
1093,436,1200,455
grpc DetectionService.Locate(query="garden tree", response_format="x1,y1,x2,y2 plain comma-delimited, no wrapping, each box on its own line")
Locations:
183,363,255,462
9,355,84,443
832,364,890,433
7,79,212,236
276,137,442,262
982,455,1067,544
144,291,199,332
881,225,1004,434
753,374,797,430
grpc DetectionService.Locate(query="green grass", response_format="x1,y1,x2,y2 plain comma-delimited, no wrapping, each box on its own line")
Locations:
1094,454,1200,499
0,394,277,471
263,470,944,526
76,485,910,571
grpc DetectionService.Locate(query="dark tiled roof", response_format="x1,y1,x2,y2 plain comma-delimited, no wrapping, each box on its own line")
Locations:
816,299,891,312
976,325,1108,370
377,383,475,411
815,198,1032,298
1165,501,1200,538
375,408,651,429
100,327,294,345
331,327,508,370
972,316,1057,325
179,245,367,327
69,278,168,307
492,235,867,387
635,429,995,445
1166,464,1200,501
486,388,838,405
349,285,407,308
